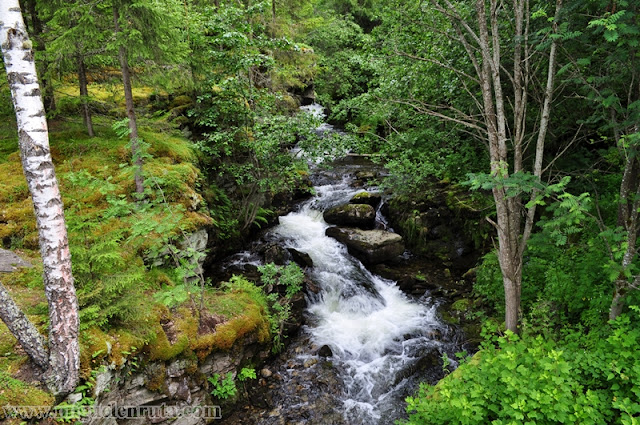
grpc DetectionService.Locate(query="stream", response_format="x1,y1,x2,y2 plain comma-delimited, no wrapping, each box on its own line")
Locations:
219,106,464,424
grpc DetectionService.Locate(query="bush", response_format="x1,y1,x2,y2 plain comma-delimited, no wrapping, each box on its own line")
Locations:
402,309,640,425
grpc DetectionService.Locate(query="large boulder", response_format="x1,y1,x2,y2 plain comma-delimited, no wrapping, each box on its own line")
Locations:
323,203,376,229
349,191,382,207
325,227,405,265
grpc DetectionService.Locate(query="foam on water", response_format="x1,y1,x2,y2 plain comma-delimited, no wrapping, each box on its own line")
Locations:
273,182,445,423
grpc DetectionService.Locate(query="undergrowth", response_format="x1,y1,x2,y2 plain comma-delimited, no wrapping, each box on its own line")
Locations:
0,93,281,417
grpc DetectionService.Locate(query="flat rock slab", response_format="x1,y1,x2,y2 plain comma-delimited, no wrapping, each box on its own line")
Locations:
325,227,405,265
0,248,33,273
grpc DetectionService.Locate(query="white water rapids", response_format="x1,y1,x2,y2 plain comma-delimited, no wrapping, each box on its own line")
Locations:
271,178,448,423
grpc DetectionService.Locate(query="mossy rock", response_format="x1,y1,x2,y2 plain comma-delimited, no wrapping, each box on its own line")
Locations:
323,203,376,229
440,310,460,325
451,298,472,312
170,95,193,108
349,191,382,207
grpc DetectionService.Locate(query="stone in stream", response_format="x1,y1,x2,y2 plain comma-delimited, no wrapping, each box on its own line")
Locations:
349,191,382,207
287,248,313,268
325,227,405,265
323,203,376,229
317,345,333,358
262,243,290,265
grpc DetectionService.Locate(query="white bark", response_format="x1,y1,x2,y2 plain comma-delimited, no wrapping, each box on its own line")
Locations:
0,281,49,369
0,0,79,396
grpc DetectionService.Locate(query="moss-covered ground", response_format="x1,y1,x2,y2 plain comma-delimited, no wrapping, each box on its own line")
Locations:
0,84,274,419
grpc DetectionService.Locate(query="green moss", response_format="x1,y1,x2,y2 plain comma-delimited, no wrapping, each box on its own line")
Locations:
351,191,371,200
0,89,276,394
145,364,167,392
451,298,472,312
0,371,54,417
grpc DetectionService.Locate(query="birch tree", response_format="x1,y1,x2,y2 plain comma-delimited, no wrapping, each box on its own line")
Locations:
379,0,564,332
434,0,563,332
0,0,79,396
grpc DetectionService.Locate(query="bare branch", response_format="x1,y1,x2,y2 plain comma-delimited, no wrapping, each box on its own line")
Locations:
393,47,480,84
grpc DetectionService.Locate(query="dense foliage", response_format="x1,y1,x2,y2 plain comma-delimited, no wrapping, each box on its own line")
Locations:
1,0,640,420
404,310,640,425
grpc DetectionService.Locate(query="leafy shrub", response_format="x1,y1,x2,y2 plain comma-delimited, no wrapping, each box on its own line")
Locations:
258,263,305,352
474,203,614,328
403,309,640,425
208,372,237,400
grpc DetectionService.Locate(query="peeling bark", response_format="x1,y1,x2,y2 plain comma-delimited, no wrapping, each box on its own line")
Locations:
0,0,79,396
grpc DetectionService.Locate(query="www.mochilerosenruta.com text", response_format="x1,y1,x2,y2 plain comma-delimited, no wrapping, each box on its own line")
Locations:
2,403,222,420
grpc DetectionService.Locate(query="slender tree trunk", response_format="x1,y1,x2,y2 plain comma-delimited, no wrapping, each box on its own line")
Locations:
271,0,276,34
0,1,79,396
0,282,49,370
476,0,562,333
25,0,55,112
610,286,625,320
113,6,144,195
77,54,95,137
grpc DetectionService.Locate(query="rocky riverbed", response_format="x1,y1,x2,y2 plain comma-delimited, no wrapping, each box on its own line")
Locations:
209,156,485,424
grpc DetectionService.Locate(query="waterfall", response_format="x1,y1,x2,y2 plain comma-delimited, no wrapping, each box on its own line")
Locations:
271,177,448,423
218,105,457,424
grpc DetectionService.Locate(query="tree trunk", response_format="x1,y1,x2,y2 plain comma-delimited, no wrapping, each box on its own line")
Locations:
0,282,49,370
476,0,561,333
271,0,276,33
25,0,55,113
77,54,95,137
503,274,521,333
113,6,144,195
610,284,625,320
0,1,80,396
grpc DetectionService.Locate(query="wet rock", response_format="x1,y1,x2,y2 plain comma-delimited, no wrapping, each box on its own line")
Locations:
354,170,378,184
392,346,443,386
317,345,333,358
261,368,273,378
323,203,376,229
304,277,321,294
285,292,306,336
263,243,290,265
66,393,82,404
325,227,405,265
288,248,313,268
303,358,318,368
349,191,382,207
462,267,477,279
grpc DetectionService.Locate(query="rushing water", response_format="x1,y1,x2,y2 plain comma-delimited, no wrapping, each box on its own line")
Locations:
220,105,458,424
266,176,451,423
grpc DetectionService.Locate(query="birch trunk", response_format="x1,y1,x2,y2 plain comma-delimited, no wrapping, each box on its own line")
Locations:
0,0,80,396
0,281,49,370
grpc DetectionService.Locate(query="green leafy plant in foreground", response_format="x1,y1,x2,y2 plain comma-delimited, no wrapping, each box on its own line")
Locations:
402,308,640,425
208,372,237,400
